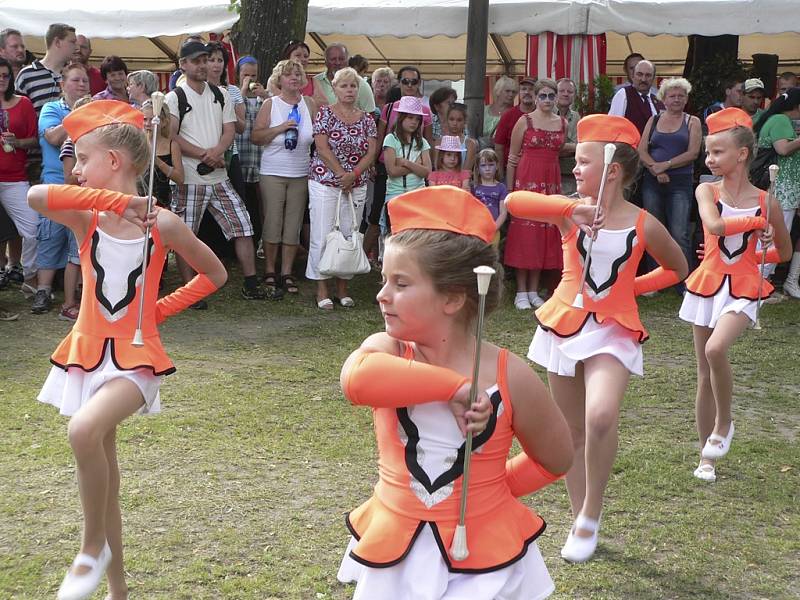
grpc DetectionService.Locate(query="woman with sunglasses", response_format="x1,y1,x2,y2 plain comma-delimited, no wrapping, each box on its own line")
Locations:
364,66,434,264
505,78,567,310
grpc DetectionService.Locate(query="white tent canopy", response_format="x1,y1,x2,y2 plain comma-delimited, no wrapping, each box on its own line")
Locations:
308,0,800,37
0,0,238,71
305,1,800,80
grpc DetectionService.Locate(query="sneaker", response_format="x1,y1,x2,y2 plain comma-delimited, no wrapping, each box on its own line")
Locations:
514,293,532,310
190,300,208,310
0,308,19,321
58,304,79,322
6,265,23,283
0,270,8,290
31,289,52,314
527,292,545,308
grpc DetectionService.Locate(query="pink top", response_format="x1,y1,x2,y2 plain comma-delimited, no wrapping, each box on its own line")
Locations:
428,170,471,187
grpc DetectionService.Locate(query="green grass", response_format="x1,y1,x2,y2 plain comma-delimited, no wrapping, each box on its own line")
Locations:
1,265,798,599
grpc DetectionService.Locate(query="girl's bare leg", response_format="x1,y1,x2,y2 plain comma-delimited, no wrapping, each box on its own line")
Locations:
66,378,144,576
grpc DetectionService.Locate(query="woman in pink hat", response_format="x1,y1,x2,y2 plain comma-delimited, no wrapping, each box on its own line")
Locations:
505,78,567,310
429,135,471,189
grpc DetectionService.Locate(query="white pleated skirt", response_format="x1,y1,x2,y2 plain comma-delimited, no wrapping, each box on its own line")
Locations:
337,524,554,600
38,345,162,417
528,317,644,377
679,288,756,328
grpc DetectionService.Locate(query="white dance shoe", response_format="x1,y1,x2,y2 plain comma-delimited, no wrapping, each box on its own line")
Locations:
693,461,717,482
701,422,734,460
57,541,111,600
561,514,600,563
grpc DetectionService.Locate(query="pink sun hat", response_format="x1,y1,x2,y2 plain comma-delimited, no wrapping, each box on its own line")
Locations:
395,95,426,116
436,135,462,152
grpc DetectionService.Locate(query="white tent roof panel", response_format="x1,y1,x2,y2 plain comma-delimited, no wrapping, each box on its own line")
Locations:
308,0,800,37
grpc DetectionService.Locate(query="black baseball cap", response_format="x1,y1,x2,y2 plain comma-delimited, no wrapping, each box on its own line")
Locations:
180,41,210,60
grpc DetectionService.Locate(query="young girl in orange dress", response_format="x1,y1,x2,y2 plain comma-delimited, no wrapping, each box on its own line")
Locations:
505,114,688,563
678,108,791,482
27,100,227,600
336,185,573,599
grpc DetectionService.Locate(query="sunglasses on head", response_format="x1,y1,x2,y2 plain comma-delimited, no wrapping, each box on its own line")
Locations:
537,93,556,101
401,78,420,86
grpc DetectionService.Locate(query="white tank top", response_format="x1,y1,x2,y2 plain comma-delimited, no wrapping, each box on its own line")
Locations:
259,95,313,178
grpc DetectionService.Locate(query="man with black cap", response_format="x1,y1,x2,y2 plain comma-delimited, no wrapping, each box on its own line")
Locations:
166,40,273,303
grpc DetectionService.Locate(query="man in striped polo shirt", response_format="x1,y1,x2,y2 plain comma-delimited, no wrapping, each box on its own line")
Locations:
15,23,75,184
16,23,76,116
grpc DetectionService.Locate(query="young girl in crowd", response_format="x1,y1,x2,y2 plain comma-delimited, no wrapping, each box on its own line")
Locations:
506,114,688,563
141,99,184,208
28,101,226,600
337,185,573,599
380,96,431,236
471,148,507,243
442,102,477,171
679,108,790,482
429,135,471,189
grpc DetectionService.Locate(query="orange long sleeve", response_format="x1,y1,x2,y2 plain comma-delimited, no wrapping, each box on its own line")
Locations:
155,274,219,323
47,185,132,214
505,191,579,221
506,452,563,497
722,216,767,236
343,351,469,408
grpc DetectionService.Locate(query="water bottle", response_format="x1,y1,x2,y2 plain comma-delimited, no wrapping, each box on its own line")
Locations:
285,103,300,150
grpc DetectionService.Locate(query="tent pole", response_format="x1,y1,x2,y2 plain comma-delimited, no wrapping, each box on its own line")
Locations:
465,0,489,146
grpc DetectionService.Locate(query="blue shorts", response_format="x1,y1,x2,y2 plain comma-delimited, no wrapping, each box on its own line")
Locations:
36,217,80,269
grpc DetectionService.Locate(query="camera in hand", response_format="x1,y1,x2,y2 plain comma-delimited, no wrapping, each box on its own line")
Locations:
285,103,300,151
196,162,214,176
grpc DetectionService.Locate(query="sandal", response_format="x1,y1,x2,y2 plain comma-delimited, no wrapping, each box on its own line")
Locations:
281,274,299,294
263,272,278,287
316,297,334,311
338,296,355,308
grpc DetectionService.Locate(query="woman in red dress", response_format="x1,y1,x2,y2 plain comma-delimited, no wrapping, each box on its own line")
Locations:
505,79,566,310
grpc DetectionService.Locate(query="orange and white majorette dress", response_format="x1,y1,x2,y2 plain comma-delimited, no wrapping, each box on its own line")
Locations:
679,187,771,327
337,344,555,600
529,211,650,377
38,208,171,416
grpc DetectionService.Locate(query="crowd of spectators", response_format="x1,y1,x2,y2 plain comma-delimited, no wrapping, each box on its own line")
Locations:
1,28,799,322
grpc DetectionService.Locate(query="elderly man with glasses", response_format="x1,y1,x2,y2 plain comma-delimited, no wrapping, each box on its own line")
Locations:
313,43,375,113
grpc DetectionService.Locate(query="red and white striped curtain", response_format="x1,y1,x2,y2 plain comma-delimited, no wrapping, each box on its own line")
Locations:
526,32,607,86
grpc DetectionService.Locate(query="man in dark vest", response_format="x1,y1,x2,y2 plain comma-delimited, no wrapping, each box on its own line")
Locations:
608,60,663,211
608,59,663,133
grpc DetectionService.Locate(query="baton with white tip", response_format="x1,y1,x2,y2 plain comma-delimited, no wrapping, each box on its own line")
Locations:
450,265,495,562
572,143,616,309
753,163,779,331
133,91,166,347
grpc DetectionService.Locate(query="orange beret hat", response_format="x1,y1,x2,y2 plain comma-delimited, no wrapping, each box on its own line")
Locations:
63,100,144,143
387,185,496,244
577,114,641,148
706,107,752,135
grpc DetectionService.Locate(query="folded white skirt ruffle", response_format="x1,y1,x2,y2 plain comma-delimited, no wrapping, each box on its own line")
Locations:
337,524,554,600
38,345,162,417
679,288,756,328
528,316,644,377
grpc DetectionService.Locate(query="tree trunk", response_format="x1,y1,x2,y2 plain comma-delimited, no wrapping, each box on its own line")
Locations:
231,0,309,82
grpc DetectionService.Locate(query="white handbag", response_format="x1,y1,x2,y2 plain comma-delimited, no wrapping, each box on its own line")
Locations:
318,190,371,279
